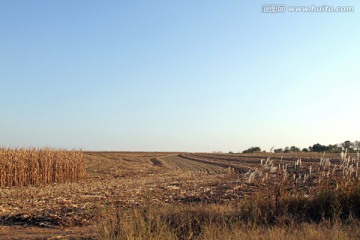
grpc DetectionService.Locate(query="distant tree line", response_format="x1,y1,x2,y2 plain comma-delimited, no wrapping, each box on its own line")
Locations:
240,140,360,154
242,147,261,153
273,146,301,153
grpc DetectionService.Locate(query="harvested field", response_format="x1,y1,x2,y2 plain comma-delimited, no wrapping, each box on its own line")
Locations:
0,151,359,239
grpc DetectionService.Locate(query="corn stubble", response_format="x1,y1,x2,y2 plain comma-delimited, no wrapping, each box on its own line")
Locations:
99,151,360,239
0,148,85,187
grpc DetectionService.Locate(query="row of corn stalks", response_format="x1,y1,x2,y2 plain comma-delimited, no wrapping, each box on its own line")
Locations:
0,148,85,187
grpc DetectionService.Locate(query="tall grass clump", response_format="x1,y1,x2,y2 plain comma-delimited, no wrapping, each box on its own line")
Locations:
99,204,360,240
0,148,85,187
243,150,360,224
98,204,235,240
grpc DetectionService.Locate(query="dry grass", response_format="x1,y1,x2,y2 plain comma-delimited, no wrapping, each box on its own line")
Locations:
241,150,360,223
199,223,360,240
98,203,360,240
0,148,85,187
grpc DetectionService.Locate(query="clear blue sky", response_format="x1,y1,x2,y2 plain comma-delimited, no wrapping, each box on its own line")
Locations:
1,1,359,152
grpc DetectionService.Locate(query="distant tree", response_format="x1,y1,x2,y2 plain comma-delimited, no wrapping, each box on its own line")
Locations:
350,142,356,152
274,148,283,153
290,146,300,152
327,144,342,153
302,148,309,152
354,141,360,151
284,147,290,153
309,146,313,152
342,140,352,151
312,143,329,152
242,147,261,153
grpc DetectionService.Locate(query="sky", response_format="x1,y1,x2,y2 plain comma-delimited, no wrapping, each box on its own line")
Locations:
1,1,359,152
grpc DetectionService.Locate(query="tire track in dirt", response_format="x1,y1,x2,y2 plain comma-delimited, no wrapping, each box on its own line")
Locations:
190,153,340,174
198,153,340,164
179,154,248,173
159,155,226,174
191,153,325,171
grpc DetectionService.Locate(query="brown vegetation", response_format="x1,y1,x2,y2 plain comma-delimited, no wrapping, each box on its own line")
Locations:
0,148,85,187
1,150,360,239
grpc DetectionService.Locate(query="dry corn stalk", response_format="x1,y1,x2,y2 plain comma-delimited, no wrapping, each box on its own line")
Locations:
0,148,85,187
